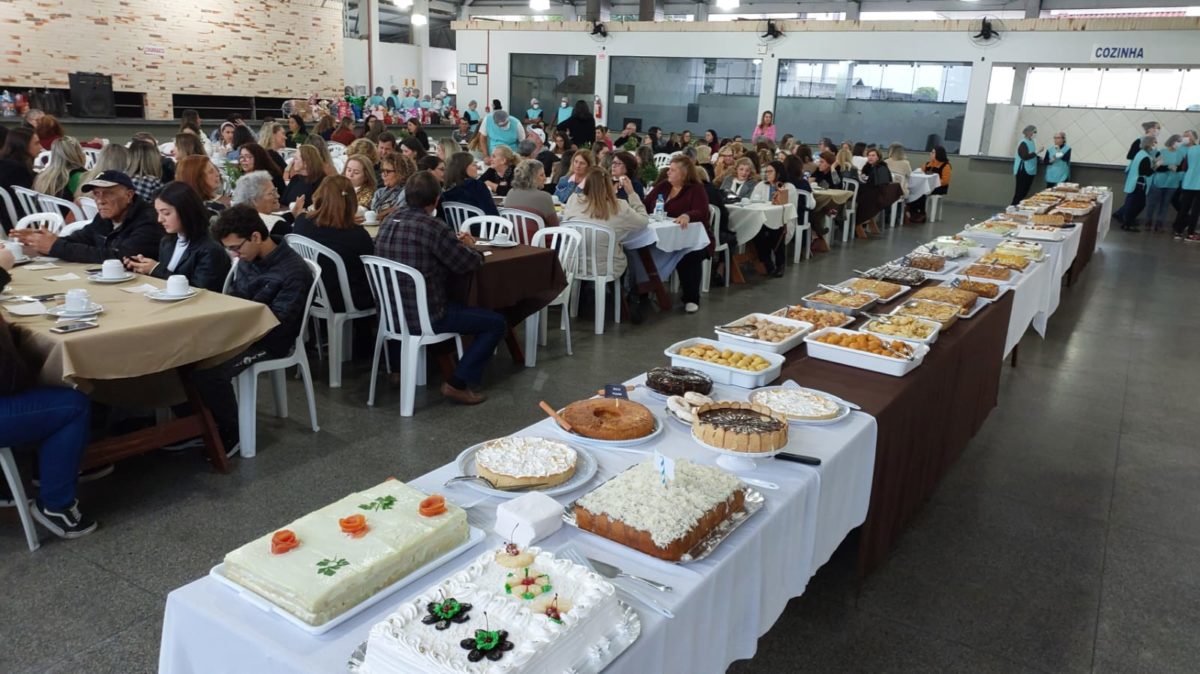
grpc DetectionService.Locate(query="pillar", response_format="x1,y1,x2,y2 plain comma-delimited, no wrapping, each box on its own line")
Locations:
585,0,611,22
638,0,664,22
367,0,381,92
960,60,994,156
412,0,431,95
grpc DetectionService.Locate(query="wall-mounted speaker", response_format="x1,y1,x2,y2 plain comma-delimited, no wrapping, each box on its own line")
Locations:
68,72,115,118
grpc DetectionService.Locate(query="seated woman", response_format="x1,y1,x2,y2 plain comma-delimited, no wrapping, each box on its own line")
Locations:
343,154,377,208
281,145,327,208
643,155,711,314
302,135,340,178
175,154,228,214
237,142,287,199
214,122,237,157
225,126,256,161
909,145,951,223
123,181,231,292
719,157,759,201
856,148,894,236
173,132,204,161
563,166,648,279
291,176,376,313
126,139,164,202
554,148,595,203
695,145,715,182
372,154,417,218
610,151,645,202
330,117,357,146
754,160,791,278
442,152,500,218
232,170,303,235
835,147,859,182
0,250,96,538
713,146,737,185
480,145,517,196
811,151,843,189
504,159,559,238
32,136,87,202
406,118,431,151
885,142,913,207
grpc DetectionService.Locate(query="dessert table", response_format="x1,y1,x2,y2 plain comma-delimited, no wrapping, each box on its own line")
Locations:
905,171,941,204
1067,203,1102,283
160,378,877,674
1094,190,1113,249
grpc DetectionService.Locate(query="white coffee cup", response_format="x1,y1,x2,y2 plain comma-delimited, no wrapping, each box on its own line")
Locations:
492,230,511,244
65,288,90,312
3,241,22,259
101,259,124,279
364,210,377,224
356,205,367,216
166,274,189,296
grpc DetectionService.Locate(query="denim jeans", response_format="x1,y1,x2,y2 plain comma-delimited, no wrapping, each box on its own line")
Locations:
0,387,90,509
431,303,507,385
1145,186,1176,229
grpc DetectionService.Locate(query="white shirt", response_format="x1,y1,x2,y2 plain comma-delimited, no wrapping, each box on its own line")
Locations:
166,237,189,272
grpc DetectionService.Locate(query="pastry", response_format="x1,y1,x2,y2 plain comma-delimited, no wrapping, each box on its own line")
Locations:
995,240,1044,260
977,251,1031,271
914,242,969,259
645,365,713,396
665,392,713,424
952,279,1000,299
892,299,960,329
718,315,803,343
749,387,842,421
574,459,745,561
1032,213,1067,226
475,437,577,490
774,306,853,329
860,264,927,286
902,254,946,271
845,278,903,299
674,343,771,372
806,289,877,309
692,401,789,453
961,264,1013,281
863,315,938,340
812,331,915,360
912,286,979,312
560,398,656,441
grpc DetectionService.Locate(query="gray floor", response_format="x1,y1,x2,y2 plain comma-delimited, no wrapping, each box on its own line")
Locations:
3,203,1198,674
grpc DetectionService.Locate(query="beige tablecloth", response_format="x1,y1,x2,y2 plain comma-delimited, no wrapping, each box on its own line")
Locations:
4,262,277,404
812,188,854,211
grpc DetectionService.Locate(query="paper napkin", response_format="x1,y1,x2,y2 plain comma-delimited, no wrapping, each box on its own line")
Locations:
23,263,59,270
121,283,161,294
44,273,81,281
3,301,47,316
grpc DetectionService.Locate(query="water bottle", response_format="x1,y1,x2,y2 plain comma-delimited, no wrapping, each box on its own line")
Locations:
654,195,665,221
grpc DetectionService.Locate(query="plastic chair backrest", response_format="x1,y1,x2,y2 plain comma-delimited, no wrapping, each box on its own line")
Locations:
37,194,86,223
33,151,51,171
12,186,42,217
79,196,99,219
0,188,19,229
222,259,239,294
82,148,101,170
708,204,723,248
327,142,347,157
499,208,545,246
562,219,616,280
653,153,672,169
459,215,514,241
158,142,175,157
296,259,323,348
530,226,581,283
440,201,484,231
285,233,370,315
360,255,437,339
15,212,66,233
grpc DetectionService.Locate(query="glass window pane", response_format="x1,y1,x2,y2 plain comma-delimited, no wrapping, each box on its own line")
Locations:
849,63,883,99
777,60,837,99
510,53,596,122
1137,69,1184,110
988,66,1015,104
609,56,758,139
1059,69,1102,108
1181,71,1200,111
879,63,916,99
1023,67,1064,106
1096,69,1141,108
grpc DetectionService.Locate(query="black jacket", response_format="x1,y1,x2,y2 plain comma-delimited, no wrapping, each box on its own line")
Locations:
290,216,376,313
229,240,313,357
859,162,893,187
150,234,231,292
282,174,322,207
48,195,162,263
557,114,595,150
0,158,34,232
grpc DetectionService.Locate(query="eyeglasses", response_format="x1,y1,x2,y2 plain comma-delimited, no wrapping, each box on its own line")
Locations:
380,168,397,175
224,239,248,253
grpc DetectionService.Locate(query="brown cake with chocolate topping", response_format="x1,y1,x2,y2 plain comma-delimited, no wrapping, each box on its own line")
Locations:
645,366,714,396
691,402,789,453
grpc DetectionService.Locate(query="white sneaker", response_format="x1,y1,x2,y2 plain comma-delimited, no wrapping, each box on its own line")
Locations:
684,302,700,314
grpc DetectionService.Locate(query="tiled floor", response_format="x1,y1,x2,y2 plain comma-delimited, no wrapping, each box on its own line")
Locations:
3,203,1198,674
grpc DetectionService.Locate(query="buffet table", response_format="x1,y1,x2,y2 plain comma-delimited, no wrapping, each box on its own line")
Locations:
1067,203,1102,283
160,379,877,674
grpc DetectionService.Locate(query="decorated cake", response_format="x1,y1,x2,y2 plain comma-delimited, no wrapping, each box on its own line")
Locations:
475,437,578,490
222,481,468,626
645,366,714,396
561,398,656,441
692,401,789,453
574,459,745,561
360,546,629,673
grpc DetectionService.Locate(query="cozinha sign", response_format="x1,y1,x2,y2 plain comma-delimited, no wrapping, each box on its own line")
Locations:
1091,44,1147,62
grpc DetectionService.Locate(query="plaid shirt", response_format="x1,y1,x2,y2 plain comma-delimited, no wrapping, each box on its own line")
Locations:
374,206,483,333
131,174,163,202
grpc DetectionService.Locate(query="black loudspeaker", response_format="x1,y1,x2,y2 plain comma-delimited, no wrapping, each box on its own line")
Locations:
686,104,700,124
68,72,115,118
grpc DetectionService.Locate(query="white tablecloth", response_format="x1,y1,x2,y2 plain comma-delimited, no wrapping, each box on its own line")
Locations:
725,203,798,247
906,171,941,203
623,219,711,284
1094,191,1113,249
159,377,877,674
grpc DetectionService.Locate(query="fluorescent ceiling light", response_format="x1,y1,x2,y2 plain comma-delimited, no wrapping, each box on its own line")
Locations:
411,12,428,24
396,0,413,8
715,0,739,9
530,0,550,9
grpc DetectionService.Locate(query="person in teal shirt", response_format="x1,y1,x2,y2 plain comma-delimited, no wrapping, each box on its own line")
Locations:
1146,134,1184,233
481,109,525,155
401,88,418,111
366,87,385,108
1011,125,1041,205
1043,131,1071,188
555,97,572,125
1172,129,1200,240
525,98,543,126
1119,135,1156,232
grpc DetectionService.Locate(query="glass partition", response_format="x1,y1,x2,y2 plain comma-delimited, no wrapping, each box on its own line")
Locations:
608,57,761,139
509,53,596,122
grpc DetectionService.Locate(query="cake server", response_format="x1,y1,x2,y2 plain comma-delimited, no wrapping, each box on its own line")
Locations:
587,558,674,593
738,476,780,491
443,474,554,492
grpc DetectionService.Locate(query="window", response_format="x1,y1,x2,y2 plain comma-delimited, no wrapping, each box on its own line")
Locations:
1020,66,1200,110
608,57,760,139
847,62,970,102
510,54,596,124
988,66,1015,104
776,61,839,99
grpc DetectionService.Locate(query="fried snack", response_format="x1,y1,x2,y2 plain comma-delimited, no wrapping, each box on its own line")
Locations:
912,286,979,311
977,252,1031,271
775,306,852,329
845,278,903,299
893,300,960,329
807,290,877,309
812,331,915,360
675,344,771,372
721,316,801,343
953,279,1000,299
863,316,937,340
962,264,1013,281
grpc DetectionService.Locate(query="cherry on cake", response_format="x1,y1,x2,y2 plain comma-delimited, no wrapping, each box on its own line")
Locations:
474,436,577,490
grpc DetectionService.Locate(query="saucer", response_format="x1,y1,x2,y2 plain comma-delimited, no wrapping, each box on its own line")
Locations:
147,288,198,302
48,302,104,318
483,239,518,248
88,272,135,284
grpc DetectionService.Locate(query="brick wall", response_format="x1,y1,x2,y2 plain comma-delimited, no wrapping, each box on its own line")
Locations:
0,0,345,119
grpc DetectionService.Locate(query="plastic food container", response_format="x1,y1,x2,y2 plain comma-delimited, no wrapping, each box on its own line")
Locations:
861,316,941,346
803,328,929,377
714,313,813,355
665,337,785,388
835,278,911,304
800,289,879,315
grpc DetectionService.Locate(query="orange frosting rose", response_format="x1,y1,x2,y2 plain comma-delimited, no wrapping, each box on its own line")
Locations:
419,494,447,517
339,514,369,537
271,529,300,555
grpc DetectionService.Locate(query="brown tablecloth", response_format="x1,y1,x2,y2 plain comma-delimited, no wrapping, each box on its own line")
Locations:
451,244,567,325
4,262,278,405
1068,205,1100,280
856,182,904,225
776,286,1014,576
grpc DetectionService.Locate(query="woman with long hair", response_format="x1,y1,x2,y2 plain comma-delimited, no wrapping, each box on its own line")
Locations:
238,142,287,198
436,138,460,162
314,115,336,142
556,100,595,150
33,136,86,200
34,115,66,151
179,109,203,136
642,155,712,313
703,129,721,155
286,114,309,147
330,116,356,146
302,135,339,178
562,166,648,278
719,157,759,201
281,144,327,207
885,142,912,203
910,145,951,223
126,139,164,201
292,175,375,312
76,142,128,190
406,118,430,151
175,155,228,213
343,154,377,207
346,138,380,168
122,181,230,291
553,148,595,203
856,147,894,236
442,151,500,217
400,137,427,161
752,111,776,144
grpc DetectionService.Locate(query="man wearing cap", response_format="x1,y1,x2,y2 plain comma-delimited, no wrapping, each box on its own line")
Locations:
556,97,572,125
479,108,526,155
10,170,161,263
525,98,543,126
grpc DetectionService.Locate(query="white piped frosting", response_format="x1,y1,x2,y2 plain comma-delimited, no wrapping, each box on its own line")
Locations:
476,437,577,479
750,388,841,420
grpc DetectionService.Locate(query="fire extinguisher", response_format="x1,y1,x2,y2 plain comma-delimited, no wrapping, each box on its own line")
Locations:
593,95,602,120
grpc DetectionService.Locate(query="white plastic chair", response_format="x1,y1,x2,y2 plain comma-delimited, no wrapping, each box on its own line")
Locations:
285,234,377,388
653,153,673,169
221,259,239,294
928,194,944,222
360,255,464,417
791,189,815,264
12,186,42,217
279,148,297,164
838,179,860,244
58,219,90,237
232,258,322,458
459,215,514,241
530,226,581,357
499,208,544,246
702,204,730,293
82,147,101,169
327,142,348,158
79,196,99,220
158,142,176,157
0,188,20,229
15,212,66,233
563,219,620,335
33,151,51,172
332,156,347,174
37,194,87,224
1,447,39,551
440,201,484,231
